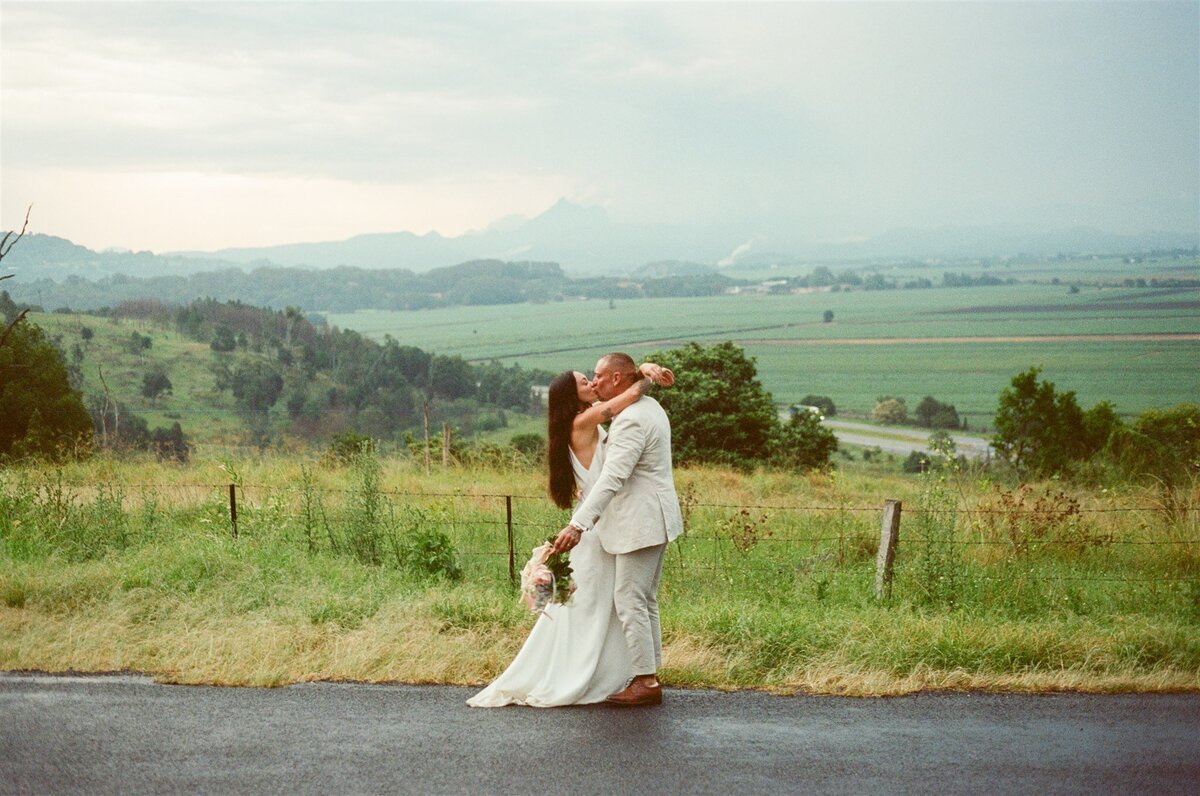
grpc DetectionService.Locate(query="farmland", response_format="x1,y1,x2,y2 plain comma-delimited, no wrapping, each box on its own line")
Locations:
327,279,1200,427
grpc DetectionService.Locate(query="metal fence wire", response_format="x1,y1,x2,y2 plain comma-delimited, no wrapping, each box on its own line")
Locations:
5,481,1195,600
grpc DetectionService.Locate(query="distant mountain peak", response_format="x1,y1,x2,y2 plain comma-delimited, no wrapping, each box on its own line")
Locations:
530,198,610,225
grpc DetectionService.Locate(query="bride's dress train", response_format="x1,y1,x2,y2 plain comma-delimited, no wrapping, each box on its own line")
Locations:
467,430,631,707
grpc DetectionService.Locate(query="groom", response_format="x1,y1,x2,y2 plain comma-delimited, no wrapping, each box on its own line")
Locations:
553,352,683,706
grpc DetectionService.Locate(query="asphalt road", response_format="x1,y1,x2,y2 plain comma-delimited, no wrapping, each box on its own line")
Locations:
821,419,994,460
2,673,1198,795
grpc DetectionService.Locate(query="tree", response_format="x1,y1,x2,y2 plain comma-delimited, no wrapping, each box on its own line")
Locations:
915,395,961,429
1107,403,1200,491
0,207,31,352
126,331,152,355
799,394,836,417
809,266,835,286
771,410,838,471
639,341,786,469
0,321,93,460
429,354,475,400
822,310,834,323
88,396,150,452
992,367,1085,476
873,397,908,425
1081,400,1122,458
80,326,94,342
210,325,236,352
150,422,190,463
141,370,173,404
231,362,284,411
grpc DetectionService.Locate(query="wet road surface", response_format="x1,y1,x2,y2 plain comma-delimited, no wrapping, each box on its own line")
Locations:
2,672,1197,795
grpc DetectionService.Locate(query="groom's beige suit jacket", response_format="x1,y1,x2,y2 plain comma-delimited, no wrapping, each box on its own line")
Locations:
569,395,683,555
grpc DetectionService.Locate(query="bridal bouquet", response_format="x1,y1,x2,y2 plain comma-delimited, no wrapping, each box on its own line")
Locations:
519,537,576,614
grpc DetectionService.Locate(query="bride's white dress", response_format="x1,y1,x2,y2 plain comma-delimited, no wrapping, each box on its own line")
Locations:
467,428,632,707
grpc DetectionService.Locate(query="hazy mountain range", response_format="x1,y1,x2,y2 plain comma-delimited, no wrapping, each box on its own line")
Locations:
3,199,1196,283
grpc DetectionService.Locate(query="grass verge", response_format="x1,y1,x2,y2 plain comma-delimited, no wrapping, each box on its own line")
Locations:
1,454,1197,694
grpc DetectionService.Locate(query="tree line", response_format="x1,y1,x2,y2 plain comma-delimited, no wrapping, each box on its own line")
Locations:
4,259,749,314
4,284,1195,492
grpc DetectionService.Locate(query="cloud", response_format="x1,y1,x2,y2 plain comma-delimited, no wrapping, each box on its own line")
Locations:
2,2,1196,250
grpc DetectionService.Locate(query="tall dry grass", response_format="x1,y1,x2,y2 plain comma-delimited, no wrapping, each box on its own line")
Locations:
1,451,1197,693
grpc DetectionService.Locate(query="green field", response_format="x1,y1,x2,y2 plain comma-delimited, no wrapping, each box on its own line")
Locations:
326,281,1200,425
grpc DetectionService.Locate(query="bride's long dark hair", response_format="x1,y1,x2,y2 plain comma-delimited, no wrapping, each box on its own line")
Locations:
547,370,583,509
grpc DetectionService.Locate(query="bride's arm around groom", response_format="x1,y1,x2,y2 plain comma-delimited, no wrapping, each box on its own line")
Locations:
551,352,683,706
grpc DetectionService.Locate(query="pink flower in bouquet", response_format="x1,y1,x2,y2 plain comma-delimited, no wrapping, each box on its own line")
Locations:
518,539,575,614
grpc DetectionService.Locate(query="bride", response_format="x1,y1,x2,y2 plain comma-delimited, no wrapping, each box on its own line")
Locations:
467,362,673,707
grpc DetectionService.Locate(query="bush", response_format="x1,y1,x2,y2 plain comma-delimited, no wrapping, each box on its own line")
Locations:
903,450,933,473
1107,403,1200,494
915,396,960,429
873,397,908,425
324,431,376,466
141,370,173,403
210,326,236,352
799,395,836,417
150,423,190,463
510,433,545,461
399,527,463,581
771,411,838,471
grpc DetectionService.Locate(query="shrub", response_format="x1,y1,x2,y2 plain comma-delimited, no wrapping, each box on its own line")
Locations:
150,423,190,463
873,397,908,425
903,450,933,473
398,527,463,581
771,410,838,471
915,396,961,429
510,433,545,461
799,395,836,417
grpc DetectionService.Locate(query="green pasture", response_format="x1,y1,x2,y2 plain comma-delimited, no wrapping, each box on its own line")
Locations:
742,340,1200,422
724,253,1196,283
326,282,1199,422
27,312,306,444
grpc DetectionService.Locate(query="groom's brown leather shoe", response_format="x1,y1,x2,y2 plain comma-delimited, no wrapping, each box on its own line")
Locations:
605,679,663,706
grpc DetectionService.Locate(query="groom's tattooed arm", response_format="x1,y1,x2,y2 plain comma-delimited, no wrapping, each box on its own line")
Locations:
602,378,651,422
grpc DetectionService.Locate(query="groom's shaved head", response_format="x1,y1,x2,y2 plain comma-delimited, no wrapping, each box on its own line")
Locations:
591,352,638,400
599,352,637,378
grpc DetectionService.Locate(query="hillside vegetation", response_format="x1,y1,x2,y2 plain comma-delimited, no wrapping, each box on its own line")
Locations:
11,301,548,456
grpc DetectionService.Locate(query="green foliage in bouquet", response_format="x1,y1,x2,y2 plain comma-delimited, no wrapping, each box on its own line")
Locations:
543,541,574,605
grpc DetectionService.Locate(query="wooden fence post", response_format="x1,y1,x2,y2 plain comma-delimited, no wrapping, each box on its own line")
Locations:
506,495,516,584
229,483,239,541
875,499,900,600
442,422,450,467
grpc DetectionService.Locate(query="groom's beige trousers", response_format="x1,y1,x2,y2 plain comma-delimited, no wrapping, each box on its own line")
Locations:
613,542,667,675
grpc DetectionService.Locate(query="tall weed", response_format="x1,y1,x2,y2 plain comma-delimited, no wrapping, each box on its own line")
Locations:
913,460,960,607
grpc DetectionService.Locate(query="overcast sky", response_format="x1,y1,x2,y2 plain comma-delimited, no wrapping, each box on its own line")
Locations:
2,1,1197,253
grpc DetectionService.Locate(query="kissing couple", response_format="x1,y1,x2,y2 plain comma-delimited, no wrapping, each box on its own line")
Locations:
468,352,684,708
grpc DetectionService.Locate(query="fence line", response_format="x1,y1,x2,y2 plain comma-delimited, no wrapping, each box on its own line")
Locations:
7,480,1196,594
14,481,1180,516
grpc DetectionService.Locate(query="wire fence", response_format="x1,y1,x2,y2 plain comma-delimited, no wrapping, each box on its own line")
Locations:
4,479,1196,603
